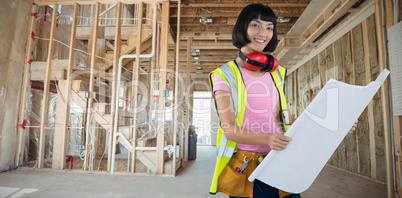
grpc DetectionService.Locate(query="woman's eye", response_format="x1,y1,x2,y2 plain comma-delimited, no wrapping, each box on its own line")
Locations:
251,23,259,27
267,27,273,30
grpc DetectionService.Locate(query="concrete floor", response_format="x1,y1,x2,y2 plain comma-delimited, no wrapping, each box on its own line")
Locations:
0,145,387,198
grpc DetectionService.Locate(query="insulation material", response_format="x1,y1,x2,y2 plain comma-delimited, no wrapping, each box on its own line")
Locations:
33,5,86,69
352,24,371,177
66,103,84,157
340,32,358,173
25,87,57,168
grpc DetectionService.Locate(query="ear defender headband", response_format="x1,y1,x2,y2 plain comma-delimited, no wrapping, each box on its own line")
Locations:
238,51,279,72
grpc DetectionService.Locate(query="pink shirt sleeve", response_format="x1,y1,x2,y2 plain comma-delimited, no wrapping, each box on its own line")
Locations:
213,74,231,94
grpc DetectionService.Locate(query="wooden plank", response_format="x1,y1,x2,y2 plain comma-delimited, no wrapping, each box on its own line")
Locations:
107,1,122,173
341,32,358,173
170,3,309,8
30,59,69,71
52,3,79,170
156,1,169,174
52,80,66,169
131,2,144,173
184,37,192,162
172,0,181,176
30,69,65,80
374,0,394,196
83,2,100,171
99,3,116,17
38,4,59,168
350,26,361,174
301,0,359,48
385,0,402,195
362,18,377,179
34,0,162,5
15,5,38,166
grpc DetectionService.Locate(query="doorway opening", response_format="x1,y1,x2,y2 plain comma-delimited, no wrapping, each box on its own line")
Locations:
192,91,212,145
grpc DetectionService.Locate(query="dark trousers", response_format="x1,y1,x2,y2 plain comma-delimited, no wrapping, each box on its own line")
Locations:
229,179,301,198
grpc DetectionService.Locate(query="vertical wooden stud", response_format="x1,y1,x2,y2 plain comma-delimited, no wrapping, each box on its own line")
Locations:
52,3,79,170
184,37,192,162
156,1,170,174
374,0,397,196
362,19,377,179
107,2,122,172
84,2,100,171
15,5,38,167
130,2,144,173
38,4,59,168
172,0,181,175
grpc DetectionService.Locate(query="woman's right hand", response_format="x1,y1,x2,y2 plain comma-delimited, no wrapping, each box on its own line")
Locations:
267,133,292,151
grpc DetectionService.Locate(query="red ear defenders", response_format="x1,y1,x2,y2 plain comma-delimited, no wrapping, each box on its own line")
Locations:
238,51,278,72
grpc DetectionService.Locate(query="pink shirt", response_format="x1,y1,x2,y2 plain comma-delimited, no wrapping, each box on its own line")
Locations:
213,67,281,153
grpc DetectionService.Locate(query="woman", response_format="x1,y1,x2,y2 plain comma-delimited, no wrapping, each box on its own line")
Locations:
209,3,300,198
209,3,358,198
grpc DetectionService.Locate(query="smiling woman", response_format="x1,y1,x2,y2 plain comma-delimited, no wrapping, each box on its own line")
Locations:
208,3,300,198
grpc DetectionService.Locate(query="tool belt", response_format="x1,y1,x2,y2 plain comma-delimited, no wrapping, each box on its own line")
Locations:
217,150,295,197
217,150,267,197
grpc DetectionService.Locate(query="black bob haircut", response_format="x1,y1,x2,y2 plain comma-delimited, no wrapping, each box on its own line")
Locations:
232,3,278,53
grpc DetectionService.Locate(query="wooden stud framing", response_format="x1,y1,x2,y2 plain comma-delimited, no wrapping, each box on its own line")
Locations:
38,4,59,168
300,0,359,48
15,5,38,167
107,2,122,172
52,3,79,170
361,18,377,179
184,37,192,162
53,80,67,168
34,0,161,5
156,1,170,174
374,0,397,196
131,2,144,173
83,2,100,171
172,0,181,175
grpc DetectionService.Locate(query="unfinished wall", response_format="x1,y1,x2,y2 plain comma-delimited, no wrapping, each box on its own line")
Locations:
285,14,386,183
0,0,32,171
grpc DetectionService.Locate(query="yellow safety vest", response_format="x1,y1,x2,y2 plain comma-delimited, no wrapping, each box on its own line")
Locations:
208,60,291,194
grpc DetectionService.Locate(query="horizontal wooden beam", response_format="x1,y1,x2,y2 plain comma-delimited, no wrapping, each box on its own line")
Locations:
170,3,309,8
170,7,305,18
34,0,161,5
300,0,359,48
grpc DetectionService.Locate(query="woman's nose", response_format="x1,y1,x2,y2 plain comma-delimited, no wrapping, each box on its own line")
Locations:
257,29,267,36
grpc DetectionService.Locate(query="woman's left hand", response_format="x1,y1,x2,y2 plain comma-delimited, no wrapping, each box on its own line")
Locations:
348,120,358,133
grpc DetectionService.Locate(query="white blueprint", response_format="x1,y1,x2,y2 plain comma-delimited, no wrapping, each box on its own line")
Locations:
248,69,390,194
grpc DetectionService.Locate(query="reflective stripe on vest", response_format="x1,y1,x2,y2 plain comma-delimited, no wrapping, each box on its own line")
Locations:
208,61,290,194
271,66,291,132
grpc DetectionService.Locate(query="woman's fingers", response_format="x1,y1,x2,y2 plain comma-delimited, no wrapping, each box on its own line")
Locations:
348,120,359,133
270,133,291,150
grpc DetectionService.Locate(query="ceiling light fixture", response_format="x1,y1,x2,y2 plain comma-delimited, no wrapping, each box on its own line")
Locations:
277,17,291,23
200,17,213,24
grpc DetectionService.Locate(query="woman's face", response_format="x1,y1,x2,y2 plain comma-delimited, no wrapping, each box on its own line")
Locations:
244,18,274,53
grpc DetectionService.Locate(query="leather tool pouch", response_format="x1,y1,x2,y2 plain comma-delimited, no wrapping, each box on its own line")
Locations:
217,158,246,195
